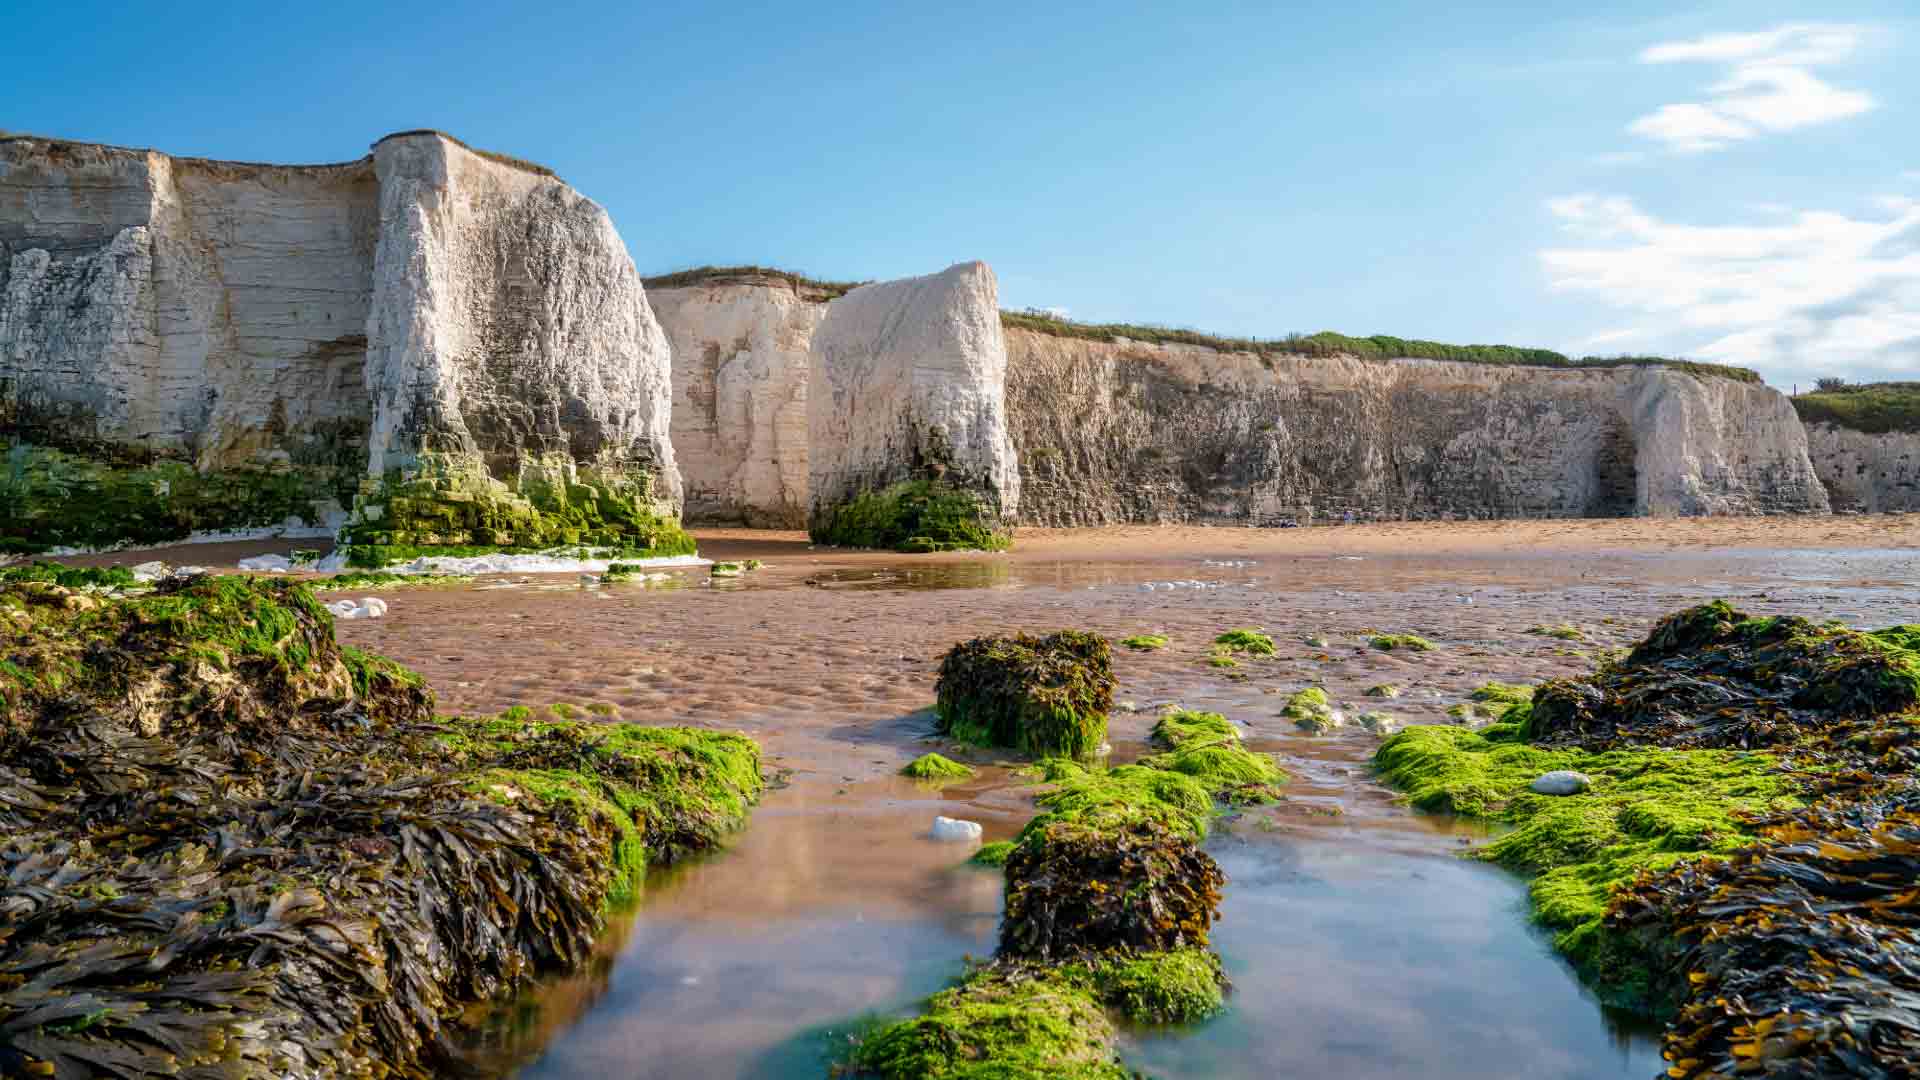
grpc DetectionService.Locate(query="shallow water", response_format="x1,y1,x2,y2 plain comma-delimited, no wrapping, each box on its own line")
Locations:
61,525,1920,1078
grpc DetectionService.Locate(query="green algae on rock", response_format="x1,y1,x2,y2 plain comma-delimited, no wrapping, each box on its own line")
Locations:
844,963,1127,1080
0,574,762,1080
1282,687,1341,734
1367,632,1434,652
903,752,978,780
0,559,139,591
1120,633,1169,650
1363,683,1401,698
338,450,695,567
970,840,1017,867
1212,628,1275,655
0,443,357,555
1143,709,1285,800
809,478,1012,553
1373,599,1920,1058
935,631,1113,758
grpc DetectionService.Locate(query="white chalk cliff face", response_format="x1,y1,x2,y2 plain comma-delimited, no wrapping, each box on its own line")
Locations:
807,261,1020,525
0,132,681,551
1003,330,1830,524
365,134,678,511
1803,424,1920,512
649,276,823,526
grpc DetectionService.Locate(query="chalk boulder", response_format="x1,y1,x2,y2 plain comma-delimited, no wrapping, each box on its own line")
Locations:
1530,770,1593,796
930,816,985,843
807,261,1019,536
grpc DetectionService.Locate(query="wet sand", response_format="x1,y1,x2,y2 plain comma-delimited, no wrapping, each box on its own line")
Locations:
43,517,1920,1077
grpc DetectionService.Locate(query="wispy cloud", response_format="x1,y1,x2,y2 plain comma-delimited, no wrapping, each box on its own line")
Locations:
1541,193,1920,385
1628,23,1874,152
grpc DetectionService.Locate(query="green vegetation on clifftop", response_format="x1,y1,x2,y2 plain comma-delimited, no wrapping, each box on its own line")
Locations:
1790,380,1920,434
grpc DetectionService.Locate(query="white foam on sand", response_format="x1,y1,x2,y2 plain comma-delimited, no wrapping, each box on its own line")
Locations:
309,550,711,575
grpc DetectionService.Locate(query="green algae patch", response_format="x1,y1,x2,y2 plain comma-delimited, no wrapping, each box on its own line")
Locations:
1120,633,1168,650
970,840,1016,867
0,442,357,555
0,574,763,1078
710,558,764,577
1084,947,1228,1024
904,752,978,780
1470,681,1534,706
1212,628,1275,655
810,479,1011,553
315,569,473,591
0,559,139,590
1373,723,1797,1008
1205,650,1238,669
1144,709,1285,798
1367,632,1434,652
1363,683,1400,698
1527,624,1586,641
339,450,695,565
845,964,1126,1080
936,631,1113,758
1021,759,1218,841
1282,687,1341,734
1358,710,1397,735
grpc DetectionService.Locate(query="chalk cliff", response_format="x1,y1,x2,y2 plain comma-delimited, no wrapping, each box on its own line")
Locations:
648,272,825,527
1802,423,1920,512
0,132,687,556
1003,330,1829,525
806,261,1019,539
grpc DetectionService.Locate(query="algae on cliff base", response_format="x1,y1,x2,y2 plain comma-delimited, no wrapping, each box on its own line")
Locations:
0,574,761,1080
810,478,1012,553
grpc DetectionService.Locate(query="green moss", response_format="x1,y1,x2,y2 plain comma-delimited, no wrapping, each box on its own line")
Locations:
1143,709,1284,794
1083,948,1227,1025
1119,634,1168,651
1282,687,1340,734
1367,633,1434,652
970,840,1016,867
1212,628,1275,655
848,965,1125,1079
1022,759,1218,841
0,443,358,554
0,560,138,590
1527,624,1586,642
315,570,471,591
1470,681,1534,705
1373,724,1797,1006
1205,651,1238,669
936,631,1113,758
340,645,426,701
903,752,977,780
810,479,1011,553
340,450,694,562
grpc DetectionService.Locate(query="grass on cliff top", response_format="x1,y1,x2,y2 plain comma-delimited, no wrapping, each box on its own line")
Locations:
1372,722,1798,1008
1791,381,1920,434
999,312,1761,383
642,265,864,300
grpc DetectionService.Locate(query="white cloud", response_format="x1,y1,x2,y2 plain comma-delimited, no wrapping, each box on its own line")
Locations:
1541,192,1920,385
1629,23,1874,152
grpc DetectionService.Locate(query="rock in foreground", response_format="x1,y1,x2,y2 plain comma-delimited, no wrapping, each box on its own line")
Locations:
935,630,1114,758
0,575,760,1079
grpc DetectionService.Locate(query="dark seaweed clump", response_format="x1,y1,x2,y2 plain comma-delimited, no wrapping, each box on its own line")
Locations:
0,575,761,1079
1524,600,1920,752
809,479,1011,553
935,631,1114,758
1383,601,1920,1079
999,819,1224,962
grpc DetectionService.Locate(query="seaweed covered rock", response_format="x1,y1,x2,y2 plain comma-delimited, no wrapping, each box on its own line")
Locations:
1527,600,1920,751
1143,709,1285,802
935,631,1113,758
1609,781,1920,1077
999,819,1225,962
0,575,761,1079
846,963,1125,1080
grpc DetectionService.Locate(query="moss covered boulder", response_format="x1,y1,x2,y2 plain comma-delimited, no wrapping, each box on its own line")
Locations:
935,631,1114,758
0,575,761,1079
809,478,1012,553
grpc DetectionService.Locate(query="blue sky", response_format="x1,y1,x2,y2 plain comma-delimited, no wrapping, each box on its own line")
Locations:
4,1,1913,389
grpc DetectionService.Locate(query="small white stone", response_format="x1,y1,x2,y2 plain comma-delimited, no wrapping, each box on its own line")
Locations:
130,560,169,582
1530,770,1593,796
358,597,388,618
326,599,360,617
929,816,983,843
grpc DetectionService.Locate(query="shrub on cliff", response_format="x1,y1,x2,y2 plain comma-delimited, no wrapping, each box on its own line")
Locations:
810,479,1011,553
1791,380,1920,434
0,575,762,1079
935,631,1113,757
